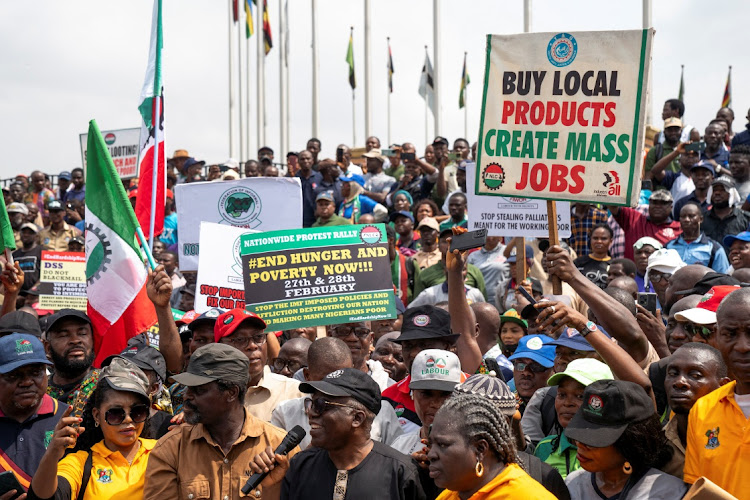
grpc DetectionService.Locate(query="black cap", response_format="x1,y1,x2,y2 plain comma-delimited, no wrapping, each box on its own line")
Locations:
432,136,449,146
187,308,224,332
300,368,381,414
45,309,91,336
103,344,167,382
392,305,459,343
172,343,249,387
564,380,654,447
675,272,740,296
0,310,42,338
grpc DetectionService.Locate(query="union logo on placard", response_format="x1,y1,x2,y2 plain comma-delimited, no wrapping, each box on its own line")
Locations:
104,133,116,145
359,225,382,245
218,187,262,226
547,33,578,67
482,163,506,190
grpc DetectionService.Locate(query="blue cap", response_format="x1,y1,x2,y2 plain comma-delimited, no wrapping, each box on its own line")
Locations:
339,174,365,187
0,333,53,374
724,231,750,248
508,334,556,368
188,308,225,332
316,191,335,202
690,160,715,176
550,328,597,352
389,210,414,223
58,171,72,181
507,245,534,263
182,157,206,173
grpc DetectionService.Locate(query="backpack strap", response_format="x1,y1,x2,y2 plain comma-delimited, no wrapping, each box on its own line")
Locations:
708,239,718,269
76,452,93,500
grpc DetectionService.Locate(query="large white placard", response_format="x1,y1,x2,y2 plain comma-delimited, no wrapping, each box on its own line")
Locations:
176,177,302,271
79,127,140,179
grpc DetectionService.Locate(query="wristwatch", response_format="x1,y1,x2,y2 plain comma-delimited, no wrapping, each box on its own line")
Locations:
580,321,598,337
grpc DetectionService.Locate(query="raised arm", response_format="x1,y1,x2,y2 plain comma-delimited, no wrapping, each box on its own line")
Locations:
147,265,182,373
648,142,686,182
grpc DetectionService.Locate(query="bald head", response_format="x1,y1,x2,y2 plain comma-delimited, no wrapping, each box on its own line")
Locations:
471,302,501,353
732,268,750,284
279,337,312,360
305,337,353,381
665,265,712,312
717,287,750,321
607,276,638,299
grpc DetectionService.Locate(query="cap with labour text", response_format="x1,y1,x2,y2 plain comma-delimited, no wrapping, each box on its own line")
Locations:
409,349,462,392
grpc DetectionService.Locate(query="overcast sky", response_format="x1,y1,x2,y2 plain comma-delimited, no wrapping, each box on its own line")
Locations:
0,0,746,179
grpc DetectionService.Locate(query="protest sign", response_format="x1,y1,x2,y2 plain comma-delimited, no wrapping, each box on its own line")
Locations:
466,162,571,237
37,251,87,311
194,222,257,313
475,30,653,206
176,177,303,271
80,127,140,179
240,224,396,330
143,309,186,348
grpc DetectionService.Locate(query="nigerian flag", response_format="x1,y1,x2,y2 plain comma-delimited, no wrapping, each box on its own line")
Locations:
0,194,16,252
85,120,156,366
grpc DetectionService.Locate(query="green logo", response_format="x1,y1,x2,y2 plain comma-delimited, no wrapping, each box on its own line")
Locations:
44,430,54,448
15,339,33,355
218,186,262,227
482,163,506,190
223,315,234,325
225,193,255,218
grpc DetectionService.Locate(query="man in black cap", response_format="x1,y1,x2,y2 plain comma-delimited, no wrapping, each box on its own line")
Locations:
0,309,43,338
145,343,297,500
274,368,424,500
383,305,461,434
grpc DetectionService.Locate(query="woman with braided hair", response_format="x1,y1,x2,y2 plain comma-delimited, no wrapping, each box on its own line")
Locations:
427,392,556,499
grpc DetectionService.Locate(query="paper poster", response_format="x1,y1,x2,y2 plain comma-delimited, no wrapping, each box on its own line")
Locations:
80,127,140,179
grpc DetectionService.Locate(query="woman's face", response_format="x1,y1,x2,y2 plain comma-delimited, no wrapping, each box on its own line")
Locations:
416,203,434,222
590,227,612,256
426,412,479,491
394,194,411,213
500,323,525,350
555,378,586,428
92,390,147,450
575,441,626,473
413,389,451,428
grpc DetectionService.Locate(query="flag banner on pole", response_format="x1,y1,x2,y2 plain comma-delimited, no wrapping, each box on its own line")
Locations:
136,0,166,239
85,120,157,367
678,65,684,102
0,194,16,252
262,0,272,54
459,52,470,108
346,31,356,89
245,0,254,37
722,66,731,108
232,0,239,23
418,51,435,114
387,41,394,93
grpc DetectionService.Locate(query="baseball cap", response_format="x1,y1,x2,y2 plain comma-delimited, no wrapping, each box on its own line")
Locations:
214,308,267,342
389,210,414,224
724,231,750,249
188,308,224,332
633,237,663,252
69,236,84,246
409,349,462,392
221,158,240,170
690,160,715,176
45,309,91,336
0,311,43,338
454,374,517,416
507,245,534,263
100,357,150,399
176,309,198,327
316,191,335,202
550,328,601,351
674,285,740,325
392,305,459,343
339,174,365,187
300,367,382,414
58,171,72,181
645,249,685,286
7,203,28,215
508,335,556,368
432,136,449,146
0,333,52,374
104,344,167,382
182,157,206,173
712,175,735,190
664,117,683,129
48,200,64,211
222,170,240,180
547,358,614,387
564,380,654,447
172,343,250,387
363,148,386,162
19,223,39,233
649,189,673,203
675,271,740,296
417,217,440,232
500,309,528,330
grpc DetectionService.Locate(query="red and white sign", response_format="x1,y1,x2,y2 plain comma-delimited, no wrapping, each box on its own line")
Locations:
80,127,140,179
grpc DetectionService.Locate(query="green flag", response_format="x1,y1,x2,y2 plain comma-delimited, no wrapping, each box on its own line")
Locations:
346,30,356,89
0,193,16,252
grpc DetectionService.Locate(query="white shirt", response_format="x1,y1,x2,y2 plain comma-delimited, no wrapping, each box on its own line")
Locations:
367,359,395,392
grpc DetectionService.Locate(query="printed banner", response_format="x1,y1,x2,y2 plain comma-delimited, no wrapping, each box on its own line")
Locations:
475,30,653,206
194,222,257,313
176,177,303,271
80,127,141,179
466,162,571,237
37,252,87,311
240,224,397,330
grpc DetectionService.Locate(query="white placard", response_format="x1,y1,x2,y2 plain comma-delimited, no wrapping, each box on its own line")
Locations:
80,127,141,179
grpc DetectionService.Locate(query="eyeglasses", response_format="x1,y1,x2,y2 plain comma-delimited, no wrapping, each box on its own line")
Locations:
220,333,267,349
513,360,548,373
685,323,714,340
271,358,307,373
104,404,150,426
304,397,359,416
329,326,371,339
649,272,672,284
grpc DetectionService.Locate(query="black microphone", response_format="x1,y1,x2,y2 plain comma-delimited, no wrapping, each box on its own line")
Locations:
241,425,306,494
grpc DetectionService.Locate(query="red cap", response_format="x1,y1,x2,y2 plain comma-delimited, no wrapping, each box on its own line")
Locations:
128,189,138,199
697,285,740,312
214,308,267,342
166,189,174,199
176,310,198,326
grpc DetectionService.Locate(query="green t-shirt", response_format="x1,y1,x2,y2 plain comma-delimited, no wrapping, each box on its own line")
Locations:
644,143,680,173
412,261,486,299
534,432,581,479
312,215,351,227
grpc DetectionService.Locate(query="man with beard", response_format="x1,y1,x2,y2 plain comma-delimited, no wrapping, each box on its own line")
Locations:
43,309,100,417
0,333,65,491
145,343,297,500
327,322,394,391
371,332,408,382
701,120,730,167
703,176,750,251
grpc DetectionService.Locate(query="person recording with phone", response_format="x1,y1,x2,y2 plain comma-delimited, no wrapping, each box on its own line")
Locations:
387,143,439,205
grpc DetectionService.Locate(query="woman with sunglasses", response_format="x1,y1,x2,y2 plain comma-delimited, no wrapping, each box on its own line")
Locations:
29,358,155,500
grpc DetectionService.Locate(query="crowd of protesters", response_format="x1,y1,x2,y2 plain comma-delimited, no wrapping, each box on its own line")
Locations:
0,98,749,500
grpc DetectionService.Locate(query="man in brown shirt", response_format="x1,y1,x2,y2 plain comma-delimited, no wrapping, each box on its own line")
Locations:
145,343,298,500
39,200,82,252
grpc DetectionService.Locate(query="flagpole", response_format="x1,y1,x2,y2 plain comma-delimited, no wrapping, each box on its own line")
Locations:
387,37,391,146
237,4,245,164
279,0,288,161
432,0,441,136
364,0,372,139
424,45,429,147
246,15,252,161
257,0,265,150
148,0,163,251
351,27,356,147
464,52,468,141
311,0,320,138
228,0,236,157
523,0,531,32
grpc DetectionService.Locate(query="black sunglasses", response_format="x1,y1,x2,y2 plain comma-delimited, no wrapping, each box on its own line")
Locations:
272,358,307,373
685,323,713,340
513,360,548,373
304,397,359,416
329,326,371,339
104,404,150,426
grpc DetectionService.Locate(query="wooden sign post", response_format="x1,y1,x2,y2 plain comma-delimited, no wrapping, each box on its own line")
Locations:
547,200,562,295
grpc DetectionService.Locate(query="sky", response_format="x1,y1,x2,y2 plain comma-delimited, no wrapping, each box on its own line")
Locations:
0,0,746,180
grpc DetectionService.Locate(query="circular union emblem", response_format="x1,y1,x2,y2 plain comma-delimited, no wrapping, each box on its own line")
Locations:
104,133,116,145
85,224,112,285
588,395,603,411
218,187,262,225
526,336,544,350
547,33,578,67
413,314,430,327
425,357,435,368
359,225,382,245
326,369,344,379
482,163,506,190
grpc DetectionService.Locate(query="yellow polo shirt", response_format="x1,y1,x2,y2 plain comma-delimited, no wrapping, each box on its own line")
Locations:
684,381,750,497
57,438,156,500
435,463,556,500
